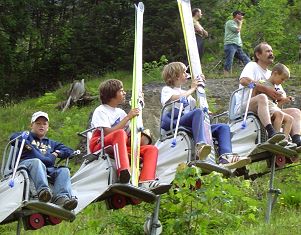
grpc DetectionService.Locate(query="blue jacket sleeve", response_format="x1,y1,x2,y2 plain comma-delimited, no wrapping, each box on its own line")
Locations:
51,140,74,159
10,131,31,150
10,132,22,142
10,131,57,167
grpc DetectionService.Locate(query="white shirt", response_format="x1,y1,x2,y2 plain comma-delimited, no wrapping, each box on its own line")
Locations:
161,86,196,114
234,62,285,114
91,104,130,133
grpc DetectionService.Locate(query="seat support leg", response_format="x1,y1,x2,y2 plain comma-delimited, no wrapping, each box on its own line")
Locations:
265,156,281,223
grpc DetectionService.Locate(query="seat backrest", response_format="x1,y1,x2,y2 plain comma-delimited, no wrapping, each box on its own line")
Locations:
159,99,193,141
86,131,92,154
1,137,21,178
228,87,269,157
228,87,252,121
159,100,177,140
78,126,98,155
78,126,114,161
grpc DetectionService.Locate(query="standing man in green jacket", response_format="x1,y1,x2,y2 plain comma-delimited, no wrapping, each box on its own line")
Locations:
224,10,250,77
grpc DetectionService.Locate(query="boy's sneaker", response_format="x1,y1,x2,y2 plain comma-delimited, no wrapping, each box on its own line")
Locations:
53,196,78,210
285,142,297,149
195,143,211,160
267,133,285,144
140,181,171,195
219,153,251,169
284,142,301,153
63,197,78,210
119,169,130,183
38,188,52,203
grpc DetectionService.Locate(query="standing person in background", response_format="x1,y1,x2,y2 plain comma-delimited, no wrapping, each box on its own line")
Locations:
224,10,251,77
192,8,208,62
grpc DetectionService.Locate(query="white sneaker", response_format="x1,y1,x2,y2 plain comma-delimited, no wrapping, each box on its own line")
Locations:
219,153,251,169
285,142,297,149
140,181,171,195
195,143,211,160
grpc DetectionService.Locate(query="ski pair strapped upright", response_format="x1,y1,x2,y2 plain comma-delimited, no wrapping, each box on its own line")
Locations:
177,0,216,164
130,2,144,187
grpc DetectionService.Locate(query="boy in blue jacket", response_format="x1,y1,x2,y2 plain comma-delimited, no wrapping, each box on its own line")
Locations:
10,111,77,210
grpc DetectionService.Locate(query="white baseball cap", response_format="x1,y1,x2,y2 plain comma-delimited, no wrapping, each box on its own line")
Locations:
31,111,49,123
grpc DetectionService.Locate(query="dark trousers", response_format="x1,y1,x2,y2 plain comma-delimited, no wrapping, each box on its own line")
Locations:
196,34,205,61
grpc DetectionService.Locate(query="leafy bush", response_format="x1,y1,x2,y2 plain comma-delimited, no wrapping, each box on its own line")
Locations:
143,55,168,73
160,164,262,234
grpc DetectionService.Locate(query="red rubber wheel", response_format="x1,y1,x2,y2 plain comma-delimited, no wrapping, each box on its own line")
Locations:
48,216,62,225
189,179,202,191
28,213,45,230
195,179,202,189
275,155,286,168
129,197,142,205
288,156,299,164
111,194,127,209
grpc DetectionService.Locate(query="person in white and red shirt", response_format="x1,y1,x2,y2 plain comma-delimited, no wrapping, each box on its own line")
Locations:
90,79,169,195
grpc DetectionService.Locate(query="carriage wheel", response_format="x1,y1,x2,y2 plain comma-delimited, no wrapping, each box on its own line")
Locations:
194,178,202,189
275,155,286,168
48,216,62,225
144,215,162,235
111,194,127,209
189,178,202,191
287,156,299,164
28,213,45,230
129,197,142,205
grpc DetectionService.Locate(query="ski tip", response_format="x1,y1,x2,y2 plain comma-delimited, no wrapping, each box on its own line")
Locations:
9,180,14,188
137,2,144,11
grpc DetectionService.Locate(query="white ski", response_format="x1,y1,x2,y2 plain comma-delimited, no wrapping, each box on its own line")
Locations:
177,0,221,167
131,2,144,187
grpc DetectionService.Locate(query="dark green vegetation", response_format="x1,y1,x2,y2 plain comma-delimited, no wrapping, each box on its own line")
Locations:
0,0,301,101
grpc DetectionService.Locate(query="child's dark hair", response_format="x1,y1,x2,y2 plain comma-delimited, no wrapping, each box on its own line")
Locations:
99,79,123,104
192,8,201,17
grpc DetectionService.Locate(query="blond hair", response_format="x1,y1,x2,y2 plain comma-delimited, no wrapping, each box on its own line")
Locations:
99,79,123,104
162,62,186,86
272,63,290,78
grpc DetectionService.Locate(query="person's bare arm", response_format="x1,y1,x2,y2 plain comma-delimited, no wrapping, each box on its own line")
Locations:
236,19,243,32
168,79,203,102
240,77,282,100
195,24,208,37
103,108,140,135
202,29,208,37
277,95,294,106
194,24,203,34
